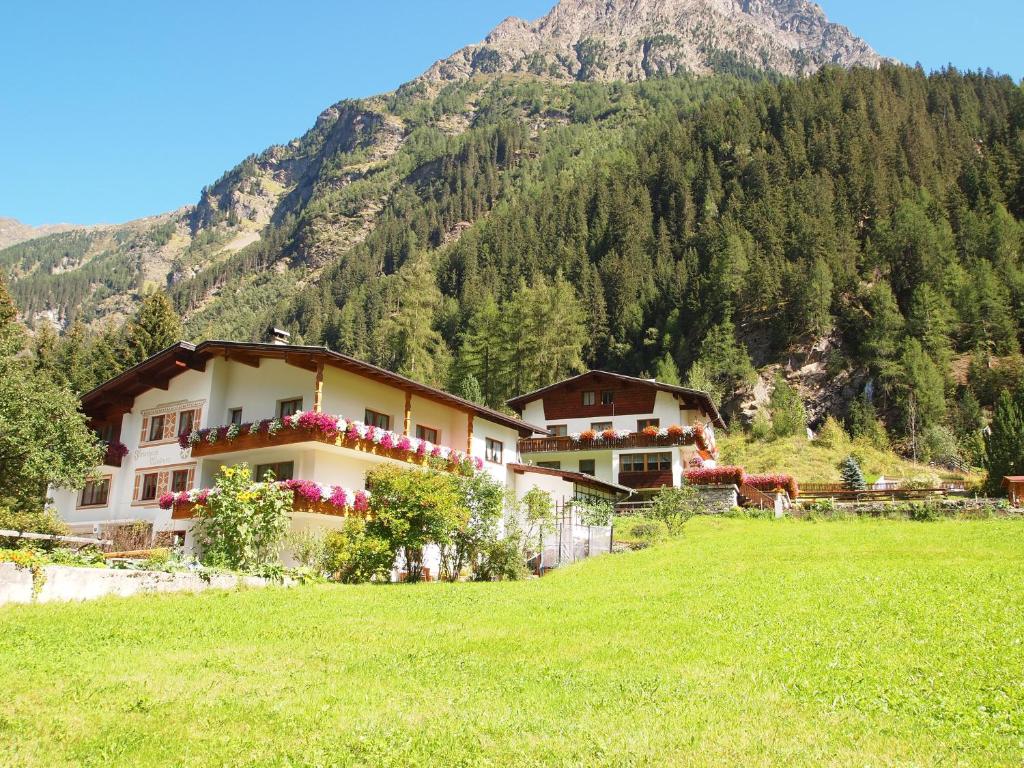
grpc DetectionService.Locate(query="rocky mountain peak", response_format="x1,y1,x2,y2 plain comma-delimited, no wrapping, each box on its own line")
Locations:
422,0,884,83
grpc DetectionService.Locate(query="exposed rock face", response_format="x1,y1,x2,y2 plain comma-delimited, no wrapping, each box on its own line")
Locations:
422,0,884,83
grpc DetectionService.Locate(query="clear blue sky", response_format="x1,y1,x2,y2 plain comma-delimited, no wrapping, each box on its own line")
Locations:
2,0,1021,226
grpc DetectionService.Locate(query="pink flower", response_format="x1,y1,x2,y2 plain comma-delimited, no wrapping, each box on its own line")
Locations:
158,493,175,510
346,424,361,443
397,436,411,452
354,490,369,513
282,415,293,428
380,432,395,449
365,425,376,442
416,441,428,457
430,445,443,458
195,489,210,505
473,456,484,471
329,487,350,509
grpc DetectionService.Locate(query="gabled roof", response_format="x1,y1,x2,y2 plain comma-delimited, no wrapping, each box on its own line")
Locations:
507,463,633,498
81,341,547,436
506,370,726,430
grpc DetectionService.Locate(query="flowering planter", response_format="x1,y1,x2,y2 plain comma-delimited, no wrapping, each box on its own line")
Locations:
102,441,129,468
182,412,484,475
166,480,370,520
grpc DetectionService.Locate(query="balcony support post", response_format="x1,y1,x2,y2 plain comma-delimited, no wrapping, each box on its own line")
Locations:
403,392,412,437
466,413,474,455
313,361,324,413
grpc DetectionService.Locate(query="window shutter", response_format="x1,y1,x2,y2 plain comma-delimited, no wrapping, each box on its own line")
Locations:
140,417,150,444
133,474,142,501
156,471,170,497
162,414,176,441
186,467,195,489
193,406,203,430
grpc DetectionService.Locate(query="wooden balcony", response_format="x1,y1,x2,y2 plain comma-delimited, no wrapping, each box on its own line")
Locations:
617,470,674,490
519,432,700,455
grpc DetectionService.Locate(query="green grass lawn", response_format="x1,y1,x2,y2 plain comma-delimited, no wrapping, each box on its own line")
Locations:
2,519,1022,767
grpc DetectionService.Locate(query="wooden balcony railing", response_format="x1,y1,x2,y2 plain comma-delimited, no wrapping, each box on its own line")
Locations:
617,470,675,490
519,432,700,455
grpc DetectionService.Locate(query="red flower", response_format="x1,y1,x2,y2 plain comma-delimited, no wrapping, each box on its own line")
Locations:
580,429,597,441
685,467,746,487
158,493,175,510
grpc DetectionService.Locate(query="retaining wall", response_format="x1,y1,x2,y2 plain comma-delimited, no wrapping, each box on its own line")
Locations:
0,562,282,606
693,484,739,514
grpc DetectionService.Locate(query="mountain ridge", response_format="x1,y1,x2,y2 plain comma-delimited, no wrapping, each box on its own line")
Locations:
420,0,885,84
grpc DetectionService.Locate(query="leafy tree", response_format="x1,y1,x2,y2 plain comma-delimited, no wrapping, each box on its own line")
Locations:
984,387,1024,495
0,280,101,511
123,291,183,366
321,519,394,584
439,471,505,581
839,455,867,491
648,484,707,534
768,374,806,438
366,464,467,582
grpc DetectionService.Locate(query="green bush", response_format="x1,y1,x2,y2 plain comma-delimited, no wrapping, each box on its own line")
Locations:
287,531,327,571
749,410,773,442
614,517,669,549
0,508,69,549
322,518,395,584
474,530,529,581
47,547,106,567
648,485,707,534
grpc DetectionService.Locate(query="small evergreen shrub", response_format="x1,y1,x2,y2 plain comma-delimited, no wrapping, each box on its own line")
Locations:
839,456,867,491
613,517,669,549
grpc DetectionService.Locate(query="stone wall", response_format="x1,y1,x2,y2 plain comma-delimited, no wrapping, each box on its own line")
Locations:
0,562,284,606
693,484,739,515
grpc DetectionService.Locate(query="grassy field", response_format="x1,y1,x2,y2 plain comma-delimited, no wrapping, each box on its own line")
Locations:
718,432,978,485
2,519,1022,767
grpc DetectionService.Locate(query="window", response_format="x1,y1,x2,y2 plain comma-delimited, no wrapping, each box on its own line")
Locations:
177,409,196,437
170,470,190,493
255,461,294,482
538,461,562,470
140,473,159,501
547,425,568,437
416,425,439,444
365,409,390,430
96,423,115,443
485,438,503,464
229,408,243,426
80,478,110,507
578,459,596,476
148,415,165,442
637,418,660,431
591,422,613,432
621,453,672,472
582,390,596,406
601,390,615,406
278,398,303,418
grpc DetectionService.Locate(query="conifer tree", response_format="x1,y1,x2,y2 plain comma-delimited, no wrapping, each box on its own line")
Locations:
123,291,183,366
654,352,682,385
839,455,867,491
768,374,806,438
984,387,1024,495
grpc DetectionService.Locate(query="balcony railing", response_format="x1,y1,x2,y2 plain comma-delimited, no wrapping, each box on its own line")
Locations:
617,470,675,490
519,431,704,455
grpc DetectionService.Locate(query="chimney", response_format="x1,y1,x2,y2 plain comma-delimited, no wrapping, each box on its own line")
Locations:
269,327,291,346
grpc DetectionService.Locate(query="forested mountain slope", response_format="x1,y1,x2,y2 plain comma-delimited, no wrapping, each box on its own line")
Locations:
3,1,1023,468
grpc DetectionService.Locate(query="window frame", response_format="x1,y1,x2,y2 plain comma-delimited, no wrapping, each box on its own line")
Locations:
601,390,615,406
621,452,672,473
228,407,243,426
365,409,391,431
581,390,596,406
590,422,613,432
485,438,504,465
79,477,111,508
140,473,159,501
578,459,596,476
177,409,196,437
170,469,190,493
278,398,303,419
547,424,568,437
415,425,439,444
637,418,660,431
147,414,166,443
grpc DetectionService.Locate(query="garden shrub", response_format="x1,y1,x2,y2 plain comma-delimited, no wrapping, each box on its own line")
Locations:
474,526,529,581
322,518,395,584
439,471,505,581
614,517,668,549
287,531,327,571
193,464,292,571
647,485,707,534
0,507,68,548
571,497,614,526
